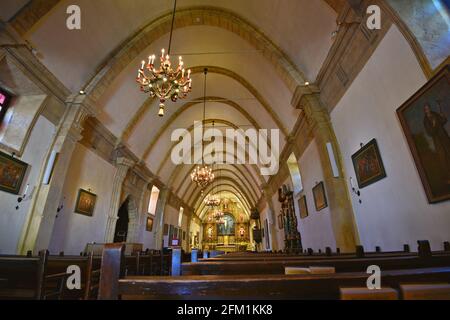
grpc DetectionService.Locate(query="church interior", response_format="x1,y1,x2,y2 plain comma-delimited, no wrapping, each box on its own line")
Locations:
0,0,450,301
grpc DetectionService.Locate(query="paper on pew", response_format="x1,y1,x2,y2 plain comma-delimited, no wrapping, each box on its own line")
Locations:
285,267,311,275
309,266,336,274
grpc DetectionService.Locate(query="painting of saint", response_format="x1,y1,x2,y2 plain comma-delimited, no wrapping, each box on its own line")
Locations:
74,189,97,216
0,151,28,195
397,65,450,203
351,139,387,189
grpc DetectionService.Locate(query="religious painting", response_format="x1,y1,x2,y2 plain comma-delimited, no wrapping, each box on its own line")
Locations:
145,217,153,232
312,182,328,212
217,213,235,236
74,189,97,217
0,150,28,195
351,139,387,189
298,195,309,219
163,223,169,236
277,214,284,229
397,65,450,203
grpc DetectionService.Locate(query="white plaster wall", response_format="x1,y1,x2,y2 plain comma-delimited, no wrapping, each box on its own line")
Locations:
140,215,156,250
0,116,55,254
331,25,450,252
296,139,336,252
48,144,115,255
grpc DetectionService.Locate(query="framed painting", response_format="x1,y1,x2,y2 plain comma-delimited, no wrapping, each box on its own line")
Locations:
298,195,309,219
397,65,450,203
351,139,387,189
277,214,284,229
163,224,169,236
146,217,153,232
0,151,28,195
312,182,328,211
74,189,97,217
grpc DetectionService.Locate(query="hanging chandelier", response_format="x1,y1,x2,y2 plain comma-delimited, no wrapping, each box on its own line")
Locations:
136,0,192,117
191,68,214,189
191,164,214,189
204,193,221,207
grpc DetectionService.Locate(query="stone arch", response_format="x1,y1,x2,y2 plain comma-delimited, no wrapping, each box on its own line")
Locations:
116,194,140,243
83,6,306,103
122,66,289,142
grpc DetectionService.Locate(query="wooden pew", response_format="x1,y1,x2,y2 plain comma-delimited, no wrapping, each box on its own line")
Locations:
46,252,101,300
183,254,450,275
0,250,68,300
97,244,450,300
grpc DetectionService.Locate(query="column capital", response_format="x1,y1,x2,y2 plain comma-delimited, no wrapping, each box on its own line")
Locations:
65,94,98,117
115,156,135,169
291,84,321,109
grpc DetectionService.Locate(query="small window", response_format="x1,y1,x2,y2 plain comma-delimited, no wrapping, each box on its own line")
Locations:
178,207,184,228
0,88,12,123
287,153,303,194
147,186,160,215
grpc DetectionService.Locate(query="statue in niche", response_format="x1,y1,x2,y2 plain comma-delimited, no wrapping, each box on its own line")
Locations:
239,226,245,238
207,226,213,239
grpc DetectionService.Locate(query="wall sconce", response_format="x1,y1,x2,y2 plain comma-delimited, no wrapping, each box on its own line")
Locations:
56,197,66,218
349,177,362,204
16,184,31,210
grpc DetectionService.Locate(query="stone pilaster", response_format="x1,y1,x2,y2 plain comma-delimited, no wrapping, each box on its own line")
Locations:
18,94,96,254
104,157,135,243
291,85,360,252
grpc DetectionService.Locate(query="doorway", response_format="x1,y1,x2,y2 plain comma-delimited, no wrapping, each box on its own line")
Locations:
114,198,129,243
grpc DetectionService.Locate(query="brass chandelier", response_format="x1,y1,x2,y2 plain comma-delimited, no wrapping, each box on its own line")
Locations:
136,0,192,117
190,68,214,189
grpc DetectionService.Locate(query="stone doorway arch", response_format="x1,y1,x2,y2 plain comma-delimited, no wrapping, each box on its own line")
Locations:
113,195,139,243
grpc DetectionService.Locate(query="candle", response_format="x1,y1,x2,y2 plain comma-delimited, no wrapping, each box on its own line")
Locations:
137,70,141,79
141,60,145,69
182,68,185,78
161,48,165,58
187,69,191,79
24,184,29,195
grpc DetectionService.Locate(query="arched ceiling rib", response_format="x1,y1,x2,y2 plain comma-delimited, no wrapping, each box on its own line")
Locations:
175,164,261,201
157,118,276,185
185,173,258,208
123,65,289,143
141,96,271,161
194,184,253,216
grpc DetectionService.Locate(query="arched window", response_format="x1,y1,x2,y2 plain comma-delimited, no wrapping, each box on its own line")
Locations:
178,207,184,227
0,88,12,124
147,186,160,215
287,153,303,195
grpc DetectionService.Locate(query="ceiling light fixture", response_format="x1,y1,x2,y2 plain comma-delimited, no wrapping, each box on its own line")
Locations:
136,0,192,117
191,68,214,189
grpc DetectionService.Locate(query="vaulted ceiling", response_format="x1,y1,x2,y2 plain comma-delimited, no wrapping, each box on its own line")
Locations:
4,0,343,216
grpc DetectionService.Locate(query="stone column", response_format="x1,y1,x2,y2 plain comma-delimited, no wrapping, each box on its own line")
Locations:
153,186,170,249
291,85,360,252
104,157,135,243
18,94,96,254
261,184,279,251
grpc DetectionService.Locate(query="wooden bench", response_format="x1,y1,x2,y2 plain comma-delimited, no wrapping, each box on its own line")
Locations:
0,250,68,300
97,244,450,300
182,254,450,275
